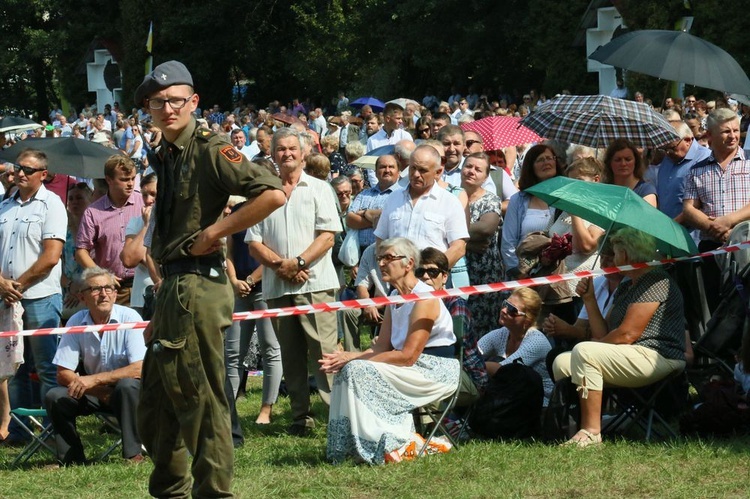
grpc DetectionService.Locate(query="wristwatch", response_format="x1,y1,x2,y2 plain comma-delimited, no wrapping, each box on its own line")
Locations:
296,255,307,269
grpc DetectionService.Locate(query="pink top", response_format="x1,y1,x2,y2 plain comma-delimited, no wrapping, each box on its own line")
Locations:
43,174,77,207
76,191,143,279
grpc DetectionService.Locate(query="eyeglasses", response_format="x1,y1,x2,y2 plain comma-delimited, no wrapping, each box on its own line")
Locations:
418,128,430,134
377,254,405,263
686,99,696,104
502,299,526,317
13,164,46,176
146,94,195,110
336,191,352,198
534,155,556,165
415,267,444,279
465,140,482,148
660,138,687,152
81,284,117,295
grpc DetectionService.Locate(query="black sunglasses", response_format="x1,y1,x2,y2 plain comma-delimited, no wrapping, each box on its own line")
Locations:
13,164,46,176
415,267,444,279
465,139,482,148
502,299,526,317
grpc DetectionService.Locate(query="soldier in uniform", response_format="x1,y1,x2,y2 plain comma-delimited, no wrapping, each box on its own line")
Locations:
134,61,284,498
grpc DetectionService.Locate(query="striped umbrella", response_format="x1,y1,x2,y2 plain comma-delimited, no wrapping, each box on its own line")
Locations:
519,94,679,149
460,116,542,150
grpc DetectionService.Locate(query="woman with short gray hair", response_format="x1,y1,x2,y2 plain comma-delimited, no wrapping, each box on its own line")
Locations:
322,237,459,464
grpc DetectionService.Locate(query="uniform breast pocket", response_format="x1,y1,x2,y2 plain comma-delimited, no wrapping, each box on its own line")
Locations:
22,216,43,239
178,179,198,200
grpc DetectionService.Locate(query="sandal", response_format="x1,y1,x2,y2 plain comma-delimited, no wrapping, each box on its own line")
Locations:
561,429,602,448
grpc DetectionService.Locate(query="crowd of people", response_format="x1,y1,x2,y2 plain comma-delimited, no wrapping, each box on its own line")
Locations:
0,62,748,492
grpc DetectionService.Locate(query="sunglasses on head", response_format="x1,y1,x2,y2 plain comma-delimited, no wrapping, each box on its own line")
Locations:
502,299,526,317
415,267,444,279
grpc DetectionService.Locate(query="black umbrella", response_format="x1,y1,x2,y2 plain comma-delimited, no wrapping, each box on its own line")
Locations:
589,30,750,96
0,137,125,178
0,116,43,133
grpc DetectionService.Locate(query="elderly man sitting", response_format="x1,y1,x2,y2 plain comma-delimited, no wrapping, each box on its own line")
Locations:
45,267,146,465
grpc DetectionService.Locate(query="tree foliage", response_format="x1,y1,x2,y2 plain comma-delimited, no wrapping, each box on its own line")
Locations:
0,0,747,118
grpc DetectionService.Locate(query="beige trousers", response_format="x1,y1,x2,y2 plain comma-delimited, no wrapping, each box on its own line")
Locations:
552,342,685,398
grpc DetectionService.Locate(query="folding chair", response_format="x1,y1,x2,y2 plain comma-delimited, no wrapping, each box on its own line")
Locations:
602,368,686,442
9,408,56,467
415,315,466,457
94,412,123,461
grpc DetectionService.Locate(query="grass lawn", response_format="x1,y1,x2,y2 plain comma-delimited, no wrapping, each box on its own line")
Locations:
1,376,749,498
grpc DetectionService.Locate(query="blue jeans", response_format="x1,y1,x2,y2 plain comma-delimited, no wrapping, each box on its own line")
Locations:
8,294,62,440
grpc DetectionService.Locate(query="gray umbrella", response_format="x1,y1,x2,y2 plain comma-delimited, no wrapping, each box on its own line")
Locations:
589,30,750,96
0,116,43,133
0,137,125,178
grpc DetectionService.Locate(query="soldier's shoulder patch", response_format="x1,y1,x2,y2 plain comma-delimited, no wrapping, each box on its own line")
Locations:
220,145,243,163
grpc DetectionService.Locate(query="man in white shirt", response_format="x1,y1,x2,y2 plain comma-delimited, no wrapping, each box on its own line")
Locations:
366,103,413,152
610,78,628,99
374,145,468,269
246,127,342,437
438,124,466,187
361,115,381,145
231,129,255,160
45,267,146,465
451,98,474,121
1,149,67,445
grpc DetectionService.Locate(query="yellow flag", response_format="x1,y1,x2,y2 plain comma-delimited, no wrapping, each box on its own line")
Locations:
145,22,153,75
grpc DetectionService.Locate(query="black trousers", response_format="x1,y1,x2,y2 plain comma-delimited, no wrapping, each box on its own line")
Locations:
698,240,722,314
45,378,142,463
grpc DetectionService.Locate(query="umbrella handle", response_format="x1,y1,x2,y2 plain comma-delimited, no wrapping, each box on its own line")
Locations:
591,219,616,269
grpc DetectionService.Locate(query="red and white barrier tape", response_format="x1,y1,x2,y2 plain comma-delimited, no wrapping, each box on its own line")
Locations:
2,240,749,338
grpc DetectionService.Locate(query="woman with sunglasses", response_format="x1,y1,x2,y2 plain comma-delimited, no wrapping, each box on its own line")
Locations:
321,237,459,464
413,117,432,143
477,287,554,405
418,247,487,404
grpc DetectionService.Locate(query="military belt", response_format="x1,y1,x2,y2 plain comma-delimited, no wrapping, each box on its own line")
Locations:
160,256,225,279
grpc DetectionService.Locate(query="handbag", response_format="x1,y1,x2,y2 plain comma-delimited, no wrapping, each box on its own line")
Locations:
337,228,360,267
515,231,574,305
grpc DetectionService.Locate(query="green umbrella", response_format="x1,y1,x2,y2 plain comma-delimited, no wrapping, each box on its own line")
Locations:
525,176,698,257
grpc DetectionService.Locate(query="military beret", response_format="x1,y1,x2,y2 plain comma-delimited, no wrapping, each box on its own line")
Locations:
134,60,194,106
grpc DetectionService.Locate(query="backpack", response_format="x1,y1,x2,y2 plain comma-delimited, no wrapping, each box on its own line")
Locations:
468,360,544,440
541,377,580,442
680,379,750,437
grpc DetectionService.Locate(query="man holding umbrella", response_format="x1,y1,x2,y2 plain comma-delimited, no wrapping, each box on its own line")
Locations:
683,108,750,311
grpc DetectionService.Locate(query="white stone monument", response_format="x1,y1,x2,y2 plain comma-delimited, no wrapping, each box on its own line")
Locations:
586,6,626,96
86,49,123,110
